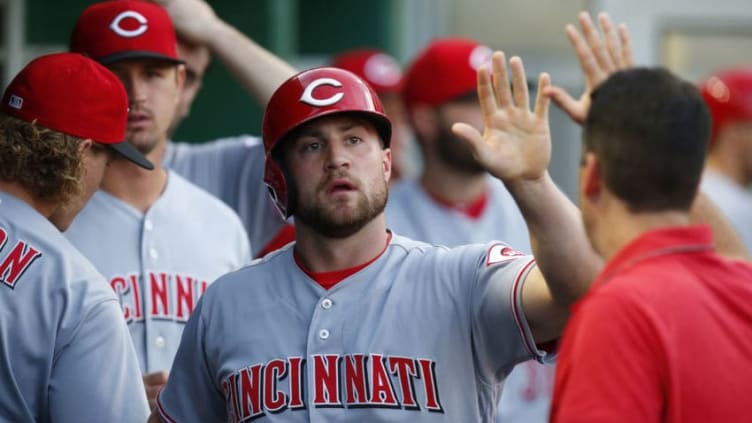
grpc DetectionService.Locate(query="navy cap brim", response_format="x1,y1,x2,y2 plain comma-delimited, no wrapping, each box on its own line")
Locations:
110,140,154,170
97,51,185,66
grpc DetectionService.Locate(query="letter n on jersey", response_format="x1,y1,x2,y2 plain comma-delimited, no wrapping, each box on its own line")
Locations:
0,228,43,289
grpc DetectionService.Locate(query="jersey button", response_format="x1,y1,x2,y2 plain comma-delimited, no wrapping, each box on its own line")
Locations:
321,298,333,309
155,336,166,348
144,220,154,231
149,248,159,260
319,329,330,340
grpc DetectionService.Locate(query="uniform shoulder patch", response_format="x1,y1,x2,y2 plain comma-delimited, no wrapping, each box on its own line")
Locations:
485,243,525,266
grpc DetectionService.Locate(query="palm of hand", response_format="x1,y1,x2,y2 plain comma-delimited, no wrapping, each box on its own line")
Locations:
479,105,551,182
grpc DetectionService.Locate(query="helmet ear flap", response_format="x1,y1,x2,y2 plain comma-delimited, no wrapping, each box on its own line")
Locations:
263,157,291,219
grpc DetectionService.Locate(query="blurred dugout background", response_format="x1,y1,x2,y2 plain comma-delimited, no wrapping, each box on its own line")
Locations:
2,0,752,199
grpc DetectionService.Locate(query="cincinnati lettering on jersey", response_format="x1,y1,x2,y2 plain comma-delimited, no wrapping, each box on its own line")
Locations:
0,227,43,289
222,354,443,422
109,271,208,323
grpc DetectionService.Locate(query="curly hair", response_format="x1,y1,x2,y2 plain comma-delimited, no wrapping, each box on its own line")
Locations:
0,113,84,206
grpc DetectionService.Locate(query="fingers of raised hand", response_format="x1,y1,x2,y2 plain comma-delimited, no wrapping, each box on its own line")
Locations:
477,64,499,129
534,72,552,120
598,13,635,71
578,12,614,74
452,122,485,153
509,56,530,109
566,23,603,87
618,23,634,68
599,13,623,69
491,51,512,108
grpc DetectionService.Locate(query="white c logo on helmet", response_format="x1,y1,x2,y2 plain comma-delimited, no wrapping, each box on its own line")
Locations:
300,78,344,107
110,11,148,38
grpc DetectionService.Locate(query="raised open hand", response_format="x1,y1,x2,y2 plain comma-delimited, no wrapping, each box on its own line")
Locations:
452,52,552,184
544,12,633,124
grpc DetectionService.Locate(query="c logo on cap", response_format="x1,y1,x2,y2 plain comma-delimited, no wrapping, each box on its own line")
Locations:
300,78,344,107
110,11,148,38
469,45,493,71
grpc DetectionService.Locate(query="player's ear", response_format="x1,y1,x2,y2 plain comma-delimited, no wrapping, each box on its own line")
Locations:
382,147,392,183
582,152,602,199
78,138,94,154
174,64,187,103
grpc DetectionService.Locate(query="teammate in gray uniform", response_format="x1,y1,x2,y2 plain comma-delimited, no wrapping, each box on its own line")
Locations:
64,0,250,409
0,53,151,421
150,50,605,420
155,0,297,256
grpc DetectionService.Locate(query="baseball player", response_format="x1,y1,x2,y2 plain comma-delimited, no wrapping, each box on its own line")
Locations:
155,0,297,257
64,0,251,408
150,49,605,420
0,52,151,421
699,67,752,251
386,37,552,422
550,65,752,423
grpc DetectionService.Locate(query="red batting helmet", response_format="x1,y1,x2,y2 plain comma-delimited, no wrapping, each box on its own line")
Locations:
699,67,752,146
262,67,392,218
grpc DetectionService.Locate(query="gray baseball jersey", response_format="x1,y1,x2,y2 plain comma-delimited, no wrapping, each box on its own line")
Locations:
701,169,752,252
384,177,555,423
163,136,288,257
156,235,552,422
0,192,148,422
65,170,251,374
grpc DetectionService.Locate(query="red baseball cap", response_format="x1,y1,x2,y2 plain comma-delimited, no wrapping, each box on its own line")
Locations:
1,52,153,170
699,67,752,145
403,37,492,109
331,48,404,95
70,0,183,66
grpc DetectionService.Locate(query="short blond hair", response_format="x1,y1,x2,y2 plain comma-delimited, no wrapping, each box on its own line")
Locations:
0,113,84,206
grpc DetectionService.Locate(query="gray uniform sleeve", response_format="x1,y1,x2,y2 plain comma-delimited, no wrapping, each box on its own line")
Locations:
156,297,226,422
49,299,148,422
469,243,547,385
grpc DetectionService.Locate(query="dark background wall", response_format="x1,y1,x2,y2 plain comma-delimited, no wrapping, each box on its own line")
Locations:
27,0,397,142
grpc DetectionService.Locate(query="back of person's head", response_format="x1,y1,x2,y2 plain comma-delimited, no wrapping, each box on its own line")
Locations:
0,52,152,205
699,66,752,147
70,0,183,66
585,67,710,212
402,37,492,110
330,48,403,96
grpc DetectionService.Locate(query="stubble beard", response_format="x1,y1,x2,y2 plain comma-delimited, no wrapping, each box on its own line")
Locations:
295,177,389,239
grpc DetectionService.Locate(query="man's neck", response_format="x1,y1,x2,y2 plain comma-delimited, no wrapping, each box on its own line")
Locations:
594,198,691,262
293,215,390,273
100,143,168,213
0,183,54,218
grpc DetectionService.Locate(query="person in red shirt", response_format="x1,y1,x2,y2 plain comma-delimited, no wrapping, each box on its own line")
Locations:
548,54,752,423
